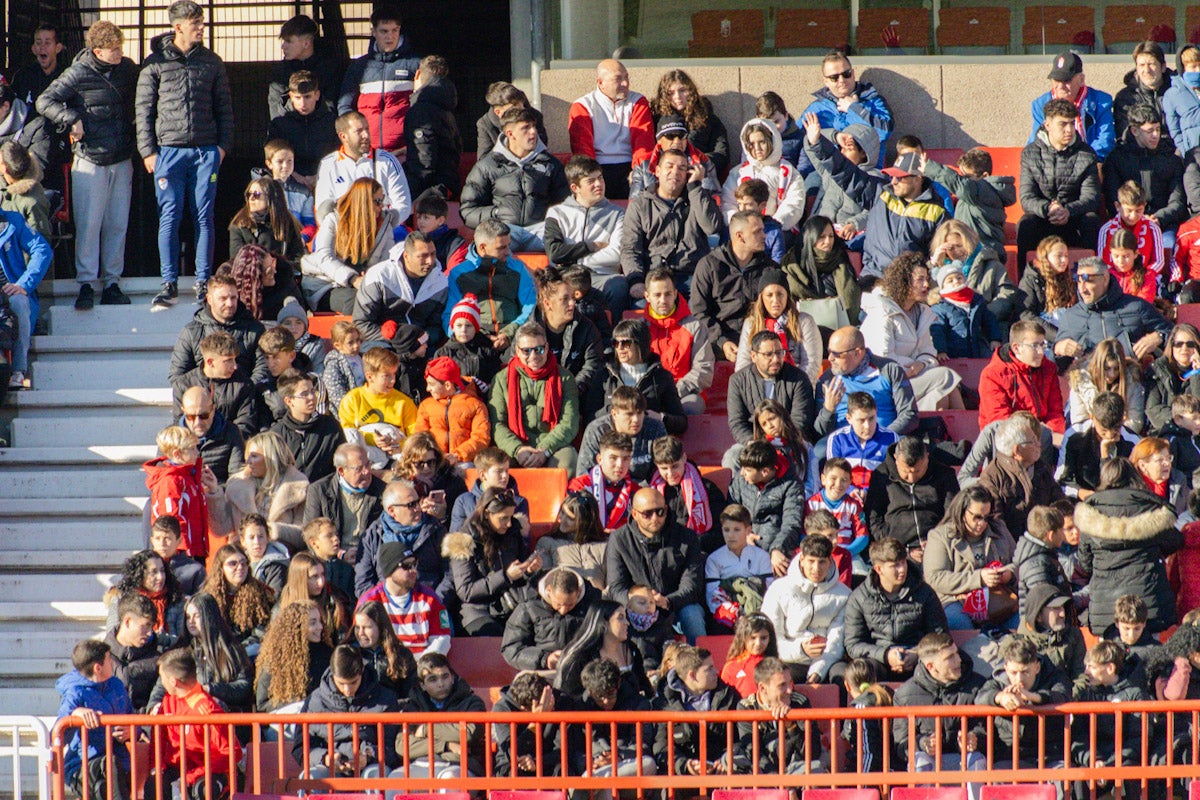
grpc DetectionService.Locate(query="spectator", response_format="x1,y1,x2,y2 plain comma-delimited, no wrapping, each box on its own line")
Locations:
607,487,706,643
490,672,566,778
535,491,609,592
1114,42,1175,149
146,593,254,713
568,59,653,199
0,201,49,390
781,215,862,327
266,15,343,122
12,24,66,113
267,71,339,194
860,150,947,283
649,69,728,175
1076,457,1181,634
398,54,460,199
475,82,548,161
1104,595,1163,684
489,321,580,472
449,446,530,534
395,432,468,528
217,430,309,549
920,149,1017,256
1055,256,1172,369
726,331,817,466
1018,235,1075,336
303,178,403,314
1070,641,1151,800
649,435,726,549
1070,339,1146,435
731,657,825,775
443,486,539,636
253,326,302,426
36,20,136,310
735,268,822,384
862,253,964,411
270,369,342,482
975,636,1070,769
756,91,804,168
705,504,772,628
353,234,446,368
314,111,411,223
413,191,467,267
352,601,418,697
400,653,486,778
1028,51,1115,159
411,359,489,468
729,440,805,579
178,386,243,484
544,155,627,312
501,566,595,671
1058,392,1138,499
567,431,639,532
170,331,256,437
752,398,819,496
1016,98,1103,267
337,6,419,153
461,107,568,252
1019,584,1086,679
1098,183,1164,291
524,265,605,417
721,119,805,232
238,514,288,598
143,424,221,560
567,658,656,784
303,517,354,599
169,273,267,384
628,113,721,199
254,600,333,712
356,543,452,660
355,473,447,594
828,392,899,490
762,534,850,684
652,645,741,775
1146,323,1200,434
228,178,307,312
303,443,384,557
103,550,184,636
864,437,960,562
1163,45,1200,156
1163,395,1200,485
1104,105,1185,240
734,179,785,263
0,80,50,178
203,544,273,657
979,319,1065,435
720,612,777,697
56,640,133,800
104,593,169,712
149,515,205,596
601,318,686,434
891,632,988,777
801,110,885,252
1132,435,1189,514
136,0,233,308
444,220,537,352
642,268,713,415
0,141,49,242
813,326,919,438
802,50,893,168
261,140,314,247
977,415,1064,538
930,266,1003,359
807,459,868,569
928,218,1019,324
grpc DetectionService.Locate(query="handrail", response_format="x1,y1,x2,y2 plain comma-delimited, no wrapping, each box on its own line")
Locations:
0,716,52,800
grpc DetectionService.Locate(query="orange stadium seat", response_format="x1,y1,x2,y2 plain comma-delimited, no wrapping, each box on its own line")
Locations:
681,414,736,465
714,791,790,800
689,10,766,57
1022,5,1095,49
980,787,1055,800
1177,304,1200,327
463,467,567,539
857,7,931,52
1102,5,1175,51
516,253,549,271
937,6,1011,51
706,361,737,407
774,9,851,52
307,313,351,340
891,789,968,800
700,465,732,494
698,635,735,671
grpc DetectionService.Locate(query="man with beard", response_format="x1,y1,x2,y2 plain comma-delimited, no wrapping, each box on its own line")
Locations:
1017,584,1087,678
813,326,917,440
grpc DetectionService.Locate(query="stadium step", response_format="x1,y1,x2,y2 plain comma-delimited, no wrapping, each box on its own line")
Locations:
30,333,177,361
0,573,119,604
33,358,168,390
0,497,146,519
46,302,196,336
13,413,172,447
0,519,145,552
43,276,198,305
0,686,64,717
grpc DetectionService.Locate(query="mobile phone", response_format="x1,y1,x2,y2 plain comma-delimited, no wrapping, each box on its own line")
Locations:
429,489,446,503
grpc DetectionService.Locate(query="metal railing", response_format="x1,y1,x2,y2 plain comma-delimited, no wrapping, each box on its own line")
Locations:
0,716,53,800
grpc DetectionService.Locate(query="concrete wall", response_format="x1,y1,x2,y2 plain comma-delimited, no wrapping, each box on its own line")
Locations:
538,57,1137,160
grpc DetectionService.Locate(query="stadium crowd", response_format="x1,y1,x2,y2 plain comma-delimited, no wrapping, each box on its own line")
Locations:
23,2,1200,799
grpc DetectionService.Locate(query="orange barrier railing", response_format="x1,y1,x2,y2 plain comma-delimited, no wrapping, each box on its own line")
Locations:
50,701,1200,800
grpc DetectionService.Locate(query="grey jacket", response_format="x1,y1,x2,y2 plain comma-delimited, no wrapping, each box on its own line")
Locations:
619,179,724,285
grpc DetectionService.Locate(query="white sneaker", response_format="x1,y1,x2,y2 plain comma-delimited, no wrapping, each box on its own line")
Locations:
8,371,25,389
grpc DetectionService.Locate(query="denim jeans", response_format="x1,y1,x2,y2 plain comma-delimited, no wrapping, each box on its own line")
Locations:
674,602,707,644
506,222,546,253
8,291,30,371
154,146,220,283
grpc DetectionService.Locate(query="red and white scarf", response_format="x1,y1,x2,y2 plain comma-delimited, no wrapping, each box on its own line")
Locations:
650,461,713,533
589,465,635,530
766,317,795,365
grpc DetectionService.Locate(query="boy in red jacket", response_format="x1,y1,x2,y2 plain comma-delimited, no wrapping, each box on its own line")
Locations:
145,649,242,800
143,426,220,559
978,319,1065,438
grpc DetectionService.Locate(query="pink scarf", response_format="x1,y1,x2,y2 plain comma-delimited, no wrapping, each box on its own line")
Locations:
589,465,635,530
650,461,713,533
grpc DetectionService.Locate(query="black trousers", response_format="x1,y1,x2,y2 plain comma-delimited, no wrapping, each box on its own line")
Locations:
69,756,131,800
1015,212,1102,267
143,765,237,800
600,162,633,200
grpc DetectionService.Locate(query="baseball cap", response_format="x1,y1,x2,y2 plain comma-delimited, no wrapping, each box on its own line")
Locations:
882,151,921,178
655,115,688,139
1045,594,1072,609
1048,51,1084,82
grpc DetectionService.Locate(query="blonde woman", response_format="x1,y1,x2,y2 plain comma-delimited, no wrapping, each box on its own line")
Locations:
928,218,1019,323
218,431,309,549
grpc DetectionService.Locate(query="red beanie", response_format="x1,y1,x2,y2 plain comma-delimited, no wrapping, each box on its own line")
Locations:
425,356,464,389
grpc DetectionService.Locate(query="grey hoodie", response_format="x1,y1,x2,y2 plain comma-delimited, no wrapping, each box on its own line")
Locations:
805,125,887,231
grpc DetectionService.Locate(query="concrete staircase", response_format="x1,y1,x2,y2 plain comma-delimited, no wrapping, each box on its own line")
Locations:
0,278,198,717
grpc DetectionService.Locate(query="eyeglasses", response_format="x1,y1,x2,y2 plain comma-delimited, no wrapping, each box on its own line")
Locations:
244,190,265,200
1075,273,1102,283
1174,341,1199,350
290,390,316,400
824,68,853,81
184,411,213,421
635,507,667,518
486,488,516,510
398,559,418,571
754,348,786,358
613,339,637,348
393,498,421,511
518,345,547,356
414,457,438,469
829,346,862,358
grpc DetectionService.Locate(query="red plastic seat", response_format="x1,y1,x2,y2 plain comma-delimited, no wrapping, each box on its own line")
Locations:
937,6,1010,50
802,790,880,800
307,313,351,340
925,149,964,167
688,10,766,57
1102,5,1174,50
1022,5,1095,48
680,415,735,466
491,792,567,800
714,791,790,800
941,358,989,391
706,360,737,407
394,795,470,800
697,635,735,671
891,790,968,800
919,410,980,442
1177,304,1200,328
980,787,1055,800
448,636,518,689
857,7,930,51
774,9,850,51
699,465,732,495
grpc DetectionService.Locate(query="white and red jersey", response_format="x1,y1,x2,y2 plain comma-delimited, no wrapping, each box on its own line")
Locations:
356,582,451,657
568,88,654,166
1098,214,1165,281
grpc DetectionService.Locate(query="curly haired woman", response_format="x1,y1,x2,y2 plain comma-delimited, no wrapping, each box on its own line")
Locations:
204,543,275,657
255,599,332,712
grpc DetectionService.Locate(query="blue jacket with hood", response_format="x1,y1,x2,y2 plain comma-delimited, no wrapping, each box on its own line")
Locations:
802,81,894,168
56,670,134,782
0,209,51,325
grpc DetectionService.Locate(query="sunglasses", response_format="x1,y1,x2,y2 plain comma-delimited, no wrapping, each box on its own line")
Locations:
414,457,438,469
486,488,517,510
613,339,637,348
1173,341,1198,350
635,507,667,518
393,498,421,511
244,190,265,200
184,411,213,421
398,559,418,571
519,345,547,356
824,68,853,81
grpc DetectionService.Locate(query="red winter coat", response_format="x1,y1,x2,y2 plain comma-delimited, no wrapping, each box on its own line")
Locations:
1170,521,1200,619
143,456,210,558
155,684,242,782
978,344,1065,434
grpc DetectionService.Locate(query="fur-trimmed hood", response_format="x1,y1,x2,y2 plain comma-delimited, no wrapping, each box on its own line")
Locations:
441,530,476,560
1075,488,1176,542
4,157,43,196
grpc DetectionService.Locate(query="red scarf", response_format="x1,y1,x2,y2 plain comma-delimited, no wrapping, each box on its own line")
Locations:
505,352,563,443
141,587,169,633
766,317,794,365
648,297,694,382
1142,473,1169,499
1073,85,1089,141
589,465,636,529
650,462,713,533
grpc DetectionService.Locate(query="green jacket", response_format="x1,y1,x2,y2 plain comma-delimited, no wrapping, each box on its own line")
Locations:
0,172,50,239
488,366,579,456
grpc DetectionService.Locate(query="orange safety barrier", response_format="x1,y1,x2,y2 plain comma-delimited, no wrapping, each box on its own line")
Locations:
891,788,967,800
50,701,1200,800
306,313,352,340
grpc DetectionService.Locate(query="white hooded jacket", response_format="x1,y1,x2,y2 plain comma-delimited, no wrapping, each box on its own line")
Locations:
760,554,850,680
721,118,806,230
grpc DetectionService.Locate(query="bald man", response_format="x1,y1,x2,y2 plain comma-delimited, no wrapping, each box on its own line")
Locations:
568,58,654,199
606,487,707,643
813,326,918,439
179,386,244,483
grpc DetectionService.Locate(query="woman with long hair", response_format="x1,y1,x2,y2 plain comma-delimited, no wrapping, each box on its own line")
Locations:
601,318,687,435
781,214,861,326
276,552,353,645
554,600,650,701
928,218,1019,323
224,242,303,322
255,599,332,711
1146,323,1200,432
861,252,964,411
353,601,418,697
720,612,778,698
397,432,468,528
149,593,255,711
1067,337,1147,433
1019,235,1075,335
219,431,309,550
203,543,275,656
103,550,184,635
534,490,608,591
649,69,729,174
734,268,822,384
751,398,818,495
228,176,306,317
300,177,400,313
443,486,539,636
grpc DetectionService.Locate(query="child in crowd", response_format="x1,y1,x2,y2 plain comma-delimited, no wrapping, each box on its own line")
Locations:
752,398,819,495
1103,227,1156,303
931,265,1003,359
1013,504,1070,621
827,392,898,492
649,434,725,549
562,265,613,347
1098,180,1164,291
721,612,778,698
572,659,656,780
322,320,365,411
401,653,486,778
1163,394,1200,484
57,640,133,800
0,140,50,239
149,516,205,595
256,326,298,425
277,303,328,375
1071,641,1150,800
413,192,468,271
734,179,785,262
806,458,868,573
706,504,773,628
722,117,805,231
754,91,803,169
626,585,672,673
804,509,853,587
303,516,353,600
144,426,218,559
264,138,315,241
338,347,417,469
841,658,894,775
415,357,490,468
449,445,530,534
566,431,639,532
145,650,242,800
432,294,503,392
919,147,1016,254
731,440,804,578
1050,497,1090,612
1105,594,1163,686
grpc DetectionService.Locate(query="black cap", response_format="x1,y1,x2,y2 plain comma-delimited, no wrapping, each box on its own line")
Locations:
655,114,688,139
1048,51,1084,82
378,541,415,578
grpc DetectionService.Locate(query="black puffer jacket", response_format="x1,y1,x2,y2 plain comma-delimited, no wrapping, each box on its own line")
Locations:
606,519,705,610
403,76,462,198
266,102,339,176
843,569,948,665
976,655,1070,760
1102,132,1186,227
192,410,245,484
443,521,533,633
266,42,345,122
1113,68,1175,152
519,307,606,413
269,412,343,482
459,139,569,229
36,48,137,165
1145,354,1200,435
500,571,598,670
690,241,776,353
168,303,267,383
1013,532,1072,621
0,99,50,170
601,357,687,435
475,107,548,161
1076,485,1182,634
892,651,987,766
135,32,234,156
863,445,960,552
1018,129,1100,220
293,666,401,769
